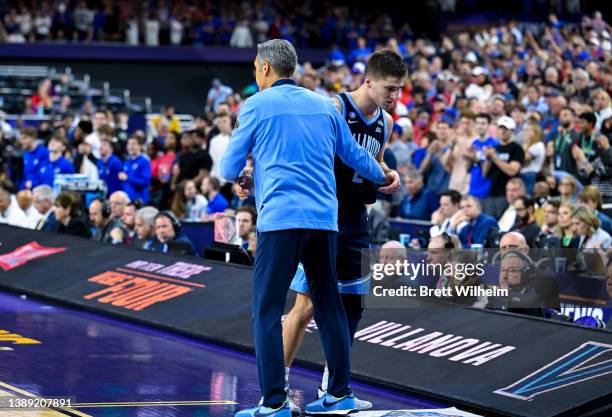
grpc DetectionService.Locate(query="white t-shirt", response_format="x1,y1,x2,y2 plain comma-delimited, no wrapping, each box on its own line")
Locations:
145,19,160,46
209,133,231,184
170,19,183,45
85,132,101,159
521,141,545,174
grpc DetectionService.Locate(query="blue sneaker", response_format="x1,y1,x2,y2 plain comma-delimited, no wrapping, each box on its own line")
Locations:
305,393,356,415
235,401,291,417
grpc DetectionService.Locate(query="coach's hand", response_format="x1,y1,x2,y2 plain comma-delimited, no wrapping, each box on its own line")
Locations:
378,170,400,194
234,182,250,200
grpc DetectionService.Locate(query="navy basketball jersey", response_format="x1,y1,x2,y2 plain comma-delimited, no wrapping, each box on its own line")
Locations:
335,92,387,206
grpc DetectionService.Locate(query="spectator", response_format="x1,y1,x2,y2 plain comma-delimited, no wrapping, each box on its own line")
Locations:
44,135,74,185
468,113,498,199
442,250,488,308
540,201,560,236
89,198,128,244
551,107,580,178
367,203,391,245
511,196,541,247
209,113,233,184
85,109,108,158
520,121,545,194
171,179,207,220
173,130,212,185
236,205,257,248
97,136,123,196
119,137,151,203
430,189,462,237
483,116,525,218
455,195,499,247
557,203,577,248
207,79,233,113
348,37,372,64
133,206,159,249
576,112,599,162
28,185,55,230
498,178,526,232
558,175,578,205
230,19,253,48
446,113,474,195
144,10,160,46
398,169,439,220
145,211,196,256
578,130,612,202
0,188,29,227
579,186,612,234
201,176,229,217
572,206,611,249
417,120,452,194
593,89,612,132
121,201,138,240
53,190,91,238
108,191,130,220
19,127,49,190
149,131,178,208
152,106,181,138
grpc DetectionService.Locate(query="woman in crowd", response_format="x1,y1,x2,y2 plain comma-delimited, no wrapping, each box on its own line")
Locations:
53,191,92,238
558,175,578,205
557,203,577,248
572,206,612,249
520,121,545,194
171,179,207,221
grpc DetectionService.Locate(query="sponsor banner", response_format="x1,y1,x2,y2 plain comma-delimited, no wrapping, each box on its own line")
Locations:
0,225,610,417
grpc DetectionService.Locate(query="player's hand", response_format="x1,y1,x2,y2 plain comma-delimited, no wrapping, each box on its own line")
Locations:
378,170,400,194
118,172,128,181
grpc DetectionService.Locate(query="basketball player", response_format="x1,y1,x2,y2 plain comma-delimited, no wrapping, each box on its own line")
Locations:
282,49,407,412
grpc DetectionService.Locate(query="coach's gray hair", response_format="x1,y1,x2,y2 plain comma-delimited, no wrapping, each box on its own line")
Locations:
257,39,298,78
33,185,53,202
136,206,159,226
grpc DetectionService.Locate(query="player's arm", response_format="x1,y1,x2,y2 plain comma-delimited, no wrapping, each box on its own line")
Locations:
378,112,401,194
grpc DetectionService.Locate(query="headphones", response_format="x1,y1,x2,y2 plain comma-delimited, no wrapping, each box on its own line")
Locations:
156,210,182,235
93,198,111,218
501,250,537,284
441,232,455,249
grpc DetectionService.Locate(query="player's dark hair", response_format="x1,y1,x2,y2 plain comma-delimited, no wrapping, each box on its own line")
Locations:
365,49,407,80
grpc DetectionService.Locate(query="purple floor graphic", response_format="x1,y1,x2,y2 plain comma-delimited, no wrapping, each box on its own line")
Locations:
0,290,445,417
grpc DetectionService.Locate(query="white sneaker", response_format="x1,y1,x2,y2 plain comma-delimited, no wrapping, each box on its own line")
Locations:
316,388,372,411
259,391,301,415
287,396,301,415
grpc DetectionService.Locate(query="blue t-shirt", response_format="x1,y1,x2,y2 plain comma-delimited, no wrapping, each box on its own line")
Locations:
40,156,75,186
21,144,49,189
469,137,499,199
98,155,124,196
207,193,229,214
122,154,151,203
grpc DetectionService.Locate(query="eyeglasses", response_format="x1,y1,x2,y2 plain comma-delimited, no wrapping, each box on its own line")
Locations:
500,267,524,276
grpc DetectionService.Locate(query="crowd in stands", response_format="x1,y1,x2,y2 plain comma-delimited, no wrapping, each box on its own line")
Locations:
1,9,612,323
1,0,411,49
